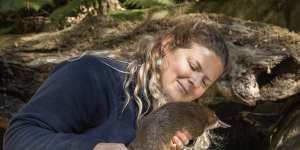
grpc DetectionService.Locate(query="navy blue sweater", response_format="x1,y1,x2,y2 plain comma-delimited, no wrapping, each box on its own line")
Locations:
3,55,140,150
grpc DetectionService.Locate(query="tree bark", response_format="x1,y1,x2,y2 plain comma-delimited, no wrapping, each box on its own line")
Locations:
1,12,300,110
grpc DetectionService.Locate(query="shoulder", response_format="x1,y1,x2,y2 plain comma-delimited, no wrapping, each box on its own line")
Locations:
51,54,129,76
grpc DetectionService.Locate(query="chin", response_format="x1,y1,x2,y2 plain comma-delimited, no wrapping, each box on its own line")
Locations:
173,96,195,103
166,94,184,103
165,95,179,103
163,87,186,102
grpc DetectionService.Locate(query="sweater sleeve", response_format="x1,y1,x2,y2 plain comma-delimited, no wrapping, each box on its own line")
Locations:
3,55,114,150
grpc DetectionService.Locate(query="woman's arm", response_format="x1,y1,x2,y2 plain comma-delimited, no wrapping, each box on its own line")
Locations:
3,55,114,150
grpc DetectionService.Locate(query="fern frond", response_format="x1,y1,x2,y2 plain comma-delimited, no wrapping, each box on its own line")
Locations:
49,0,82,23
25,0,54,11
0,0,53,12
0,0,25,12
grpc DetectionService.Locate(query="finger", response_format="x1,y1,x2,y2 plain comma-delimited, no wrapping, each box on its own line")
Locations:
170,140,177,150
172,136,184,150
175,131,190,145
180,128,192,140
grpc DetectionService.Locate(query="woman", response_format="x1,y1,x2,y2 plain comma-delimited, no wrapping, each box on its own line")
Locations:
3,20,228,150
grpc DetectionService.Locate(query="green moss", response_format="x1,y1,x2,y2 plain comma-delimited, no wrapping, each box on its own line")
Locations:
110,4,193,22
110,9,146,21
193,0,288,28
0,27,14,35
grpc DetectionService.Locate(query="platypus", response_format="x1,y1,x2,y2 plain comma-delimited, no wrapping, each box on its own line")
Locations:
128,102,229,150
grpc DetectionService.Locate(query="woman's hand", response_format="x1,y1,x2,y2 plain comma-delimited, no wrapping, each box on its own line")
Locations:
170,129,192,150
93,143,128,150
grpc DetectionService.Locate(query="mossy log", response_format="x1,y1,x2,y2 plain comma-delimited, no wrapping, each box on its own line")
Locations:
2,13,299,104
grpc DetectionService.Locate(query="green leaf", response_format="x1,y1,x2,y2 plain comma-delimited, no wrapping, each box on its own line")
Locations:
0,27,14,35
0,0,25,12
25,0,54,11
0,0,54,12
49,0,82,23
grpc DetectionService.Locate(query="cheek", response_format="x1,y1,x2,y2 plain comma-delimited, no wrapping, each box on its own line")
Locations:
171,61,189,77
163,64,181,82
160,68,176,87
193,87,206,98
173,65,183,75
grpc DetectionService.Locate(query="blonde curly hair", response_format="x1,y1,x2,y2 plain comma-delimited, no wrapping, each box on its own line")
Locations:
123,20,229,123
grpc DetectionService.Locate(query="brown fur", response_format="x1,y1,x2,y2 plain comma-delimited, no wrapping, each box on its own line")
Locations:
128,102,222,150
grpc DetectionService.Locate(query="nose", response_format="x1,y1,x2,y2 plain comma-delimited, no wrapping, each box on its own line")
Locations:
188,72,204,88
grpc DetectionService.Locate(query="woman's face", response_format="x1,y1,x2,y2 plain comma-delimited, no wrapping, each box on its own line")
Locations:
160,42,224,102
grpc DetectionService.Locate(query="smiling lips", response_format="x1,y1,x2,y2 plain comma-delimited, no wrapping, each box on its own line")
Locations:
177,80,188,94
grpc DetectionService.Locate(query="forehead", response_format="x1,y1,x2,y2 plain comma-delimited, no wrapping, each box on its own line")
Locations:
186,43,224,81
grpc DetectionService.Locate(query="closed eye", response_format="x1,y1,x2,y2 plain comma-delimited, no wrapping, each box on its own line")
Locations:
188,59,201,72
189,62,197,71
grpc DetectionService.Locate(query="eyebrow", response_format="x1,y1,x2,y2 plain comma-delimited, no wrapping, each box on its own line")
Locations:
196,60,213,81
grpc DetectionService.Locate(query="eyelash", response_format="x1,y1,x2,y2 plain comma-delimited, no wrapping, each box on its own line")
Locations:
189,60,209,88
189,62,197,71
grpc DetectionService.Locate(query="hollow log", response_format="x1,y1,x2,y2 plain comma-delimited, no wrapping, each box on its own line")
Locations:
0,13,299,135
